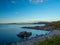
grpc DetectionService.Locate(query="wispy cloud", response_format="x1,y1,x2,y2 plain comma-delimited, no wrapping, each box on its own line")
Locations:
29,0,46,4
11,0,16,4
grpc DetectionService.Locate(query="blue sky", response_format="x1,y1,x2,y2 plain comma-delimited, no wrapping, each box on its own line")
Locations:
0,0,60,23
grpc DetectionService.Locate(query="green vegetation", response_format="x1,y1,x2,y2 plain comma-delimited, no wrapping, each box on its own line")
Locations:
47,21,60,29
51,21,60,28
33,35,60,45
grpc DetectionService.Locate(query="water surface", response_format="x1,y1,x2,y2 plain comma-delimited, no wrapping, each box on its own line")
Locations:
0,24,49,44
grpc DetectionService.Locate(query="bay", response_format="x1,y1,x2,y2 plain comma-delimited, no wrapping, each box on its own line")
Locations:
0,24,49,44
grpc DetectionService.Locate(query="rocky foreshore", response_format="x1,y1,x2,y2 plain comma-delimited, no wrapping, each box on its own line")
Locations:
5,30,60,45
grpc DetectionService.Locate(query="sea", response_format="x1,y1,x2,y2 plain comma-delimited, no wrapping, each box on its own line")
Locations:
0,24,50,45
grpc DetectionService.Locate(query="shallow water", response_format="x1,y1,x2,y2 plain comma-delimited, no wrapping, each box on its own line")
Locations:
0,24,49,44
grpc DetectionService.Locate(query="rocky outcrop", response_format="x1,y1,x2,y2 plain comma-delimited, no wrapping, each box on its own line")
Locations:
17,31,32,38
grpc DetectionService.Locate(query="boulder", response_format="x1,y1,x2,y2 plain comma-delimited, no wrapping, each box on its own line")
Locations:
17,31,32,38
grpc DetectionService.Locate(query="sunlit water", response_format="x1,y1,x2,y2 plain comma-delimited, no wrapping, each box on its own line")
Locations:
0,24,50,44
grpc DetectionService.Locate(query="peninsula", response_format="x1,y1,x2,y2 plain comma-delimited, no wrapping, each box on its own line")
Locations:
22,21,60,31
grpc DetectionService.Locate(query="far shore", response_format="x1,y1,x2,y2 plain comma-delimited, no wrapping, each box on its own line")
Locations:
22,21,60,31
22,26,60,31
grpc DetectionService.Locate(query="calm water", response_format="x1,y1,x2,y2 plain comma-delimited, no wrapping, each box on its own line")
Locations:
0,24,50,44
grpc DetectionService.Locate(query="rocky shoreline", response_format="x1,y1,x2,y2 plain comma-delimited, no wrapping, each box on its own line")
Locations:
22,26,60,31
21,21,60,31
5,30,60,45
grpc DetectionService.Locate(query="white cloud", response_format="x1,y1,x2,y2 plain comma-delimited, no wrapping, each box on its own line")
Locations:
29,0,46,3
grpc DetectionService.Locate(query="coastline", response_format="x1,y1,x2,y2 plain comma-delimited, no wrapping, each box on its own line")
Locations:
21,26,60,31
2,21,60,45
6,30,60,45
22,21,60,31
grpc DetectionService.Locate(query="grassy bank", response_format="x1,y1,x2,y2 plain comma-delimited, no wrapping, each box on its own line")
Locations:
34,35,60,45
